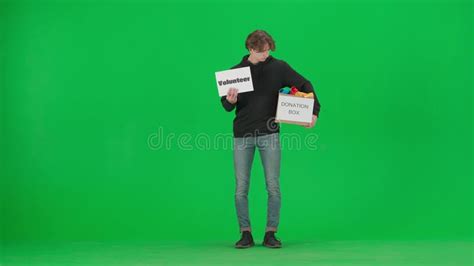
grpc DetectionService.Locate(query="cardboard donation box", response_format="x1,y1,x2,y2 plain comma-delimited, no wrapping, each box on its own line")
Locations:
275,93,314,126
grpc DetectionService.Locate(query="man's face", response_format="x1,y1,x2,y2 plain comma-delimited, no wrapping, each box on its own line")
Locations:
250,43,270,62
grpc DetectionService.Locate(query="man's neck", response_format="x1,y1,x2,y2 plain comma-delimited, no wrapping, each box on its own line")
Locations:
247,55,260,65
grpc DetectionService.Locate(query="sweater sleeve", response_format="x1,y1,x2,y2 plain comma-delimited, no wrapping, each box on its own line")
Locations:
221,95,236,112
281,61,321,117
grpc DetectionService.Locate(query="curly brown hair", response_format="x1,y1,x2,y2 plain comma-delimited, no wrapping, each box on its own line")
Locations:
245,30,276,52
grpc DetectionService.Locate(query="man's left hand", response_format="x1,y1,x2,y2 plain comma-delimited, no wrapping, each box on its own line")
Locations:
304,115,318,128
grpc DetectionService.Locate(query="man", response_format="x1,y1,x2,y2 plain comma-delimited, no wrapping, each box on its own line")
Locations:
220,30,321,248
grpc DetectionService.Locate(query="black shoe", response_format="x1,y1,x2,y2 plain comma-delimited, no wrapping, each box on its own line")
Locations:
235,231,255,248
262,231,282,248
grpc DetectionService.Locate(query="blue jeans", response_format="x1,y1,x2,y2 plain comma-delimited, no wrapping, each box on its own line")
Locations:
233,132,281,233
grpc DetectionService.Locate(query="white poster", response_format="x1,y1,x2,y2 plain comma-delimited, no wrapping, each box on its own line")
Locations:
215,67,254,96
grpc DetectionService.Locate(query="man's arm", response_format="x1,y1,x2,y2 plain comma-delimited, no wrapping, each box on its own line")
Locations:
221,87,238,112
221,95,236,112
281,61,321,117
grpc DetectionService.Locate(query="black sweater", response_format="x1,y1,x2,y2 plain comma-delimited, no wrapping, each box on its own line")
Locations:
220,54,321,137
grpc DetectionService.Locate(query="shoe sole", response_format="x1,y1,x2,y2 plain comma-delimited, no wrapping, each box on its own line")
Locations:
262,242,282,248
235,242,255,249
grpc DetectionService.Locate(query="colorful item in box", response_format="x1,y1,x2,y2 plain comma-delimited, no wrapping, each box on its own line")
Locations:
279,86,314,98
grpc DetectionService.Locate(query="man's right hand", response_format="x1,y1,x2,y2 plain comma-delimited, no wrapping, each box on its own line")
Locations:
226,87,238,104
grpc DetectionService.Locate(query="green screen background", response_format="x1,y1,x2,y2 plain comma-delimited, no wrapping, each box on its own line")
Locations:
1,0,472,243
